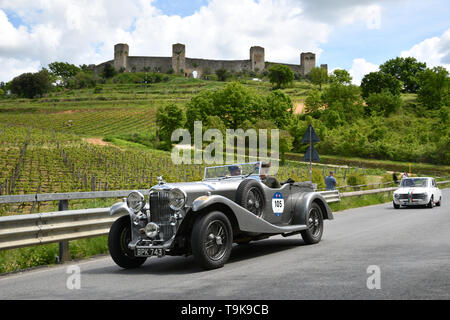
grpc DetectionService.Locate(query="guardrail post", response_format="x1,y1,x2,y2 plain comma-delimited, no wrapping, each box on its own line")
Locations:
58,200,70,263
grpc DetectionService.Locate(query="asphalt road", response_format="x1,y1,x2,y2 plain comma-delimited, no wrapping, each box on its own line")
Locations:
1,189,449,300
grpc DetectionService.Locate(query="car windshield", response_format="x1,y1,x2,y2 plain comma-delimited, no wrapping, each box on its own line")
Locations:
400,178,429,188
204,162,261,180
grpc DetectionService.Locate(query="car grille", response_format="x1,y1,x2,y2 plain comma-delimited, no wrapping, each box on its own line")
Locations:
399,194,426,200
149,190,175,241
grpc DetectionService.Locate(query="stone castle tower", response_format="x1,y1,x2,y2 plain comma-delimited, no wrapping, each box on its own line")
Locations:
300,52,315,76
250,46,265,72
172,43,186,74
114,43,129,71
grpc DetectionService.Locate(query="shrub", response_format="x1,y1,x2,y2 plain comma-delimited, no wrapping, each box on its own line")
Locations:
365,89,402,116
216,68,229,81
311,168,325,189
67,72,98,89
346,173,368,187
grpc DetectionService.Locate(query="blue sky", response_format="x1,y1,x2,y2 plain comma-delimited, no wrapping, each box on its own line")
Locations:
0,0,449,83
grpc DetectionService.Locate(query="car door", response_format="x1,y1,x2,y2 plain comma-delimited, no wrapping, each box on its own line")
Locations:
263,184,292,225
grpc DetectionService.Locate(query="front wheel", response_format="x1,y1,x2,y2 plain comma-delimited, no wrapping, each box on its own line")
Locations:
427,196,434,209
191,211,233,270
300,202,324,244
108,215,147,269
393,202,400,209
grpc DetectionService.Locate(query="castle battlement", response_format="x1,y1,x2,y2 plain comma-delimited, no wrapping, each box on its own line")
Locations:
94,43,327,77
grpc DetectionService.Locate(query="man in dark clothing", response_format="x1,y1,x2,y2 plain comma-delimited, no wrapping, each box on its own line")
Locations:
325,171,337,190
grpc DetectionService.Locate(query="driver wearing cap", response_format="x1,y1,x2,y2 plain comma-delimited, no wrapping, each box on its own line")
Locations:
228,165,242,176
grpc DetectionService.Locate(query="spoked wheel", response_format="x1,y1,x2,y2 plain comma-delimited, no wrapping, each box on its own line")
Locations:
300,202,324,244
236,179,266,217
191,211,233,270
108,215,147,269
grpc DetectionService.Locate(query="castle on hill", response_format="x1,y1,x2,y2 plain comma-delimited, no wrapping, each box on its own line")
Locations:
94,43,327,78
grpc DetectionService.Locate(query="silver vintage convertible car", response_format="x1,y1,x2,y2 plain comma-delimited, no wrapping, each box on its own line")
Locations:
108,162,334,270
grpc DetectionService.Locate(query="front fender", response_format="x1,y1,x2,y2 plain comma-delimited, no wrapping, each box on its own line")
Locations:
292,192,333,226
110,201,133,217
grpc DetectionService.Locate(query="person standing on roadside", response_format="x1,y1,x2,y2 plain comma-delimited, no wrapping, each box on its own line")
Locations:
325,171,337,190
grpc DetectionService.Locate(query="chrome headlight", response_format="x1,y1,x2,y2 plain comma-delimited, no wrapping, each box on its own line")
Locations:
127,191,145,213
169,188,186,211
394,193,400,198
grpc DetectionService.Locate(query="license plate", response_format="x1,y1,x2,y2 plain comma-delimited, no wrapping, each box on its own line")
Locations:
135,248,165,257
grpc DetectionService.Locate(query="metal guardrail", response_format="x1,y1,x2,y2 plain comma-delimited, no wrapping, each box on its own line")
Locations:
319,190,341,203
0,182,448,262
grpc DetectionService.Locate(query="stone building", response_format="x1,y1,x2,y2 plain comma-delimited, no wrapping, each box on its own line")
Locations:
94,43,327,77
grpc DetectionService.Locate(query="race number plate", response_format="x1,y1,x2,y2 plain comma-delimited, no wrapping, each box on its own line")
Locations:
135,248,165,257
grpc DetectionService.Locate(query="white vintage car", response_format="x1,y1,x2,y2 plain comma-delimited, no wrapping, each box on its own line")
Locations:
393,177,442,209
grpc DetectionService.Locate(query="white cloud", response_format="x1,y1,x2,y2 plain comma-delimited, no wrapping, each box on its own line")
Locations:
0,57,40,82
400,28,450,71
0,0,393,82
349,58,379,85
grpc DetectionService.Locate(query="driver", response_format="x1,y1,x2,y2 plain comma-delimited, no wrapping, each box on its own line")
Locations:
228,165,242,176
260,162,281,188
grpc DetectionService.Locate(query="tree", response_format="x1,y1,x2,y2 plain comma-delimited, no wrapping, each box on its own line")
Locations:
379,57,426,93
305,89,323,115
102,63,117,79
268,64,294,89
9,69,52,98
365,89,402,116
264,90,293,129
186,82,294,131
329,69,352,85
417,66,449,110
215,68,229,81
48,62,80,82
309,67,328,90
321,83,364,122
156,103,186,150
360,71,402,99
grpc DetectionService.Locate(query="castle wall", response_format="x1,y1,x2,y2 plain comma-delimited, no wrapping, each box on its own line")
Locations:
185,58,251,77
127,56,172,72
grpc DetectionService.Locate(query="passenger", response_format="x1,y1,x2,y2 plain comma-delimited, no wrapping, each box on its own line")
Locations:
228,165,242,176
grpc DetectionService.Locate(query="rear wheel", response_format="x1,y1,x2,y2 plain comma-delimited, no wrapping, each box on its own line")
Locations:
436,197,441,206
300,202,324,244
191,211,233,270
108,215,147,269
